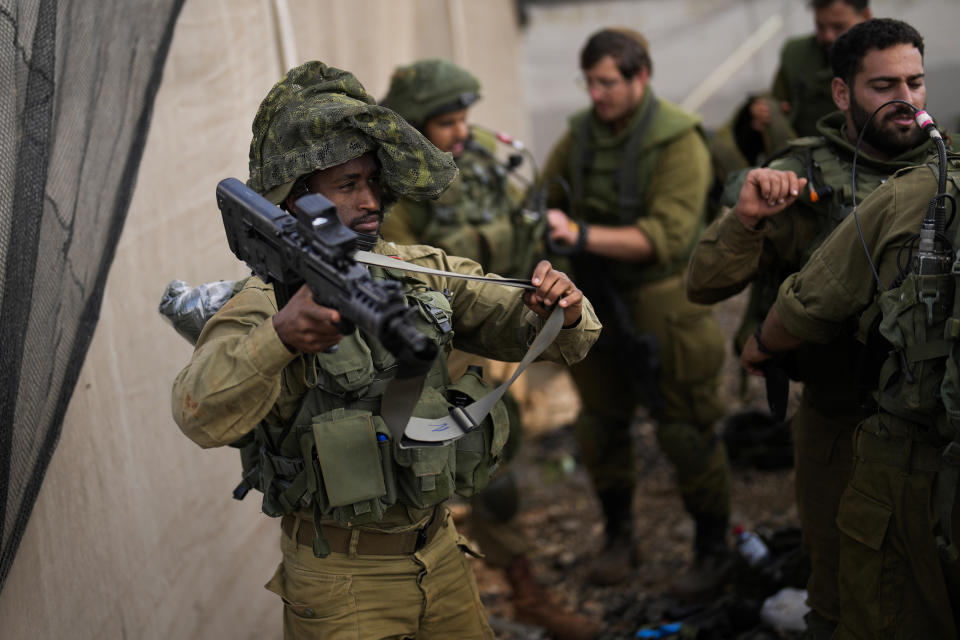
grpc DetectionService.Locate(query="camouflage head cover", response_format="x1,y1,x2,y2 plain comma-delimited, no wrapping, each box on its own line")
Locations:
380,59,481,129
248,61,458,206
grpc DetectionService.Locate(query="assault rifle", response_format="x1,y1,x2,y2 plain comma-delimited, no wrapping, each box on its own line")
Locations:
215,177,438,373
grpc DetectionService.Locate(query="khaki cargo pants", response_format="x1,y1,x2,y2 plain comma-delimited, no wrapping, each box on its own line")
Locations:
265,510,493,640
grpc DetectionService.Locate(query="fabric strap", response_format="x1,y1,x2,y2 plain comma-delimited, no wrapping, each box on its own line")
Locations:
355,250,564,446
355,250,534,291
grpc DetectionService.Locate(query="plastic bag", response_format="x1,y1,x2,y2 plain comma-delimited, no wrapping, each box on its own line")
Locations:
158,279,239,345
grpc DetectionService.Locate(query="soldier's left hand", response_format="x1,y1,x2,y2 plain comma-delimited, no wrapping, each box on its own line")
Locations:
740,334,774,376
524,260,583,327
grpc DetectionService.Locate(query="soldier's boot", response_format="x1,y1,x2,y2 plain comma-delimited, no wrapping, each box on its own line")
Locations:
507,556,604,640
585,488,640,585
667,512,734,602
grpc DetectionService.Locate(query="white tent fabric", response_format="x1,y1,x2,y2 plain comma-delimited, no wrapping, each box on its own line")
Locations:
0,0,528,637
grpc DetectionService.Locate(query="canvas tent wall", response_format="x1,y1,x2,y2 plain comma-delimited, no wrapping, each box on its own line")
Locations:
0,1,529,638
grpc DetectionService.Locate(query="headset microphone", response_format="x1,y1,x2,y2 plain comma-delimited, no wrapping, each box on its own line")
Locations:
915,110,942,140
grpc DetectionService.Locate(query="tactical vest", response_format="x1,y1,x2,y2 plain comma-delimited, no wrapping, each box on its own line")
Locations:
231,265,509,556
870,159,960,561
396,127,541,279
565,93,705,286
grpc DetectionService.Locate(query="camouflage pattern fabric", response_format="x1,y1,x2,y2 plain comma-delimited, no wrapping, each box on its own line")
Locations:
247,61,458,206
380,59,480,129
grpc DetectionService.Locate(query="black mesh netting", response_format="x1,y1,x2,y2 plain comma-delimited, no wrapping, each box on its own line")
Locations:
0,0,185,591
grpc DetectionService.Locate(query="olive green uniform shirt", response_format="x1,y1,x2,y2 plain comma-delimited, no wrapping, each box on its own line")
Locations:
771,34,835,139
172,239,600,529
775,164,956,341
777,159,960,640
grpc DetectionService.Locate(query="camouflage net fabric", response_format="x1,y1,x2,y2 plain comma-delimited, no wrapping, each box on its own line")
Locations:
249,61,458,206
0,0,185,592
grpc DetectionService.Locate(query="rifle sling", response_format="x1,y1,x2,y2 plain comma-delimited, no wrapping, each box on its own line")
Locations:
355,251,564,446
355,251,535,290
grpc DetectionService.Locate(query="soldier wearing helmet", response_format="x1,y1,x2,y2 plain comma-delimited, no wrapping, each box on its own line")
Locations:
380,59,541,278
171,61,600,640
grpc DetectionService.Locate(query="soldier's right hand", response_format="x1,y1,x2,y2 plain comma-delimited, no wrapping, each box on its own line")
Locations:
272,283,344,353
734,168,807,229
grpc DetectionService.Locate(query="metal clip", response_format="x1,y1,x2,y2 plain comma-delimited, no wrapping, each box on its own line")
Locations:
450,406,479,433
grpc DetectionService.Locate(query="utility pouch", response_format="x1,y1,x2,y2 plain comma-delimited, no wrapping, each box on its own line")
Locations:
307,333,377,394
877,273,953,416
312,411,386,507
447,369,509,497
393,386,458,508
300,408,392,527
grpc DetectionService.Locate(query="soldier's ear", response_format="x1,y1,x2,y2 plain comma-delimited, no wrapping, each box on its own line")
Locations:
832,77,850,112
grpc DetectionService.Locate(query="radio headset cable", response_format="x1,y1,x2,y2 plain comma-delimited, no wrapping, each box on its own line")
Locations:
851,100,954,290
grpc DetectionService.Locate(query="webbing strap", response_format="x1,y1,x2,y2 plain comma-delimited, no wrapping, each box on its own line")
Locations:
355,251,534,290
357,251,566,446
402,306,563,445
617,99,659,221
570,117,593,214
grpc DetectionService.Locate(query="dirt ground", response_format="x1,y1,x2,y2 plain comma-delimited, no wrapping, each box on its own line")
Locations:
457,290,804,639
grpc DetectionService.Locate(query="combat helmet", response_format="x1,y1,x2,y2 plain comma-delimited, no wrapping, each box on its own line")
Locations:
247,60,457,207
381,59,481,129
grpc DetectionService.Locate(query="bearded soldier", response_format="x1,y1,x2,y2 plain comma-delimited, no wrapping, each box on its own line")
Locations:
688,19,946,638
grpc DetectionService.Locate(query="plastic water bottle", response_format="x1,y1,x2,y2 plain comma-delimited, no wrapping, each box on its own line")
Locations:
734,525,770,567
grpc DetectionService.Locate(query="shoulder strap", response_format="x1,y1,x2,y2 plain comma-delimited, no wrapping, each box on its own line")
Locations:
617,98,660,220
570,115,593,217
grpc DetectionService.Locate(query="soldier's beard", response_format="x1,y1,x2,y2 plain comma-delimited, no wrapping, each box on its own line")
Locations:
849,94,926,157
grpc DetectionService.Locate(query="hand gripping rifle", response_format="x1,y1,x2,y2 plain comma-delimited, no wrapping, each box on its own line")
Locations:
215,177,438,375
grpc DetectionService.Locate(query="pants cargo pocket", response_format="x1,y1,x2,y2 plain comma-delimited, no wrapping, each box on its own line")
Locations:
265,561,358,640
835,480,903,636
